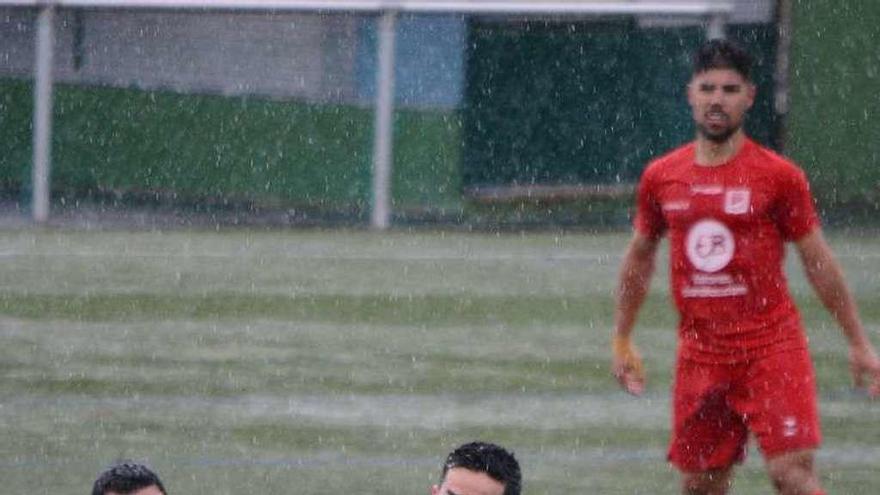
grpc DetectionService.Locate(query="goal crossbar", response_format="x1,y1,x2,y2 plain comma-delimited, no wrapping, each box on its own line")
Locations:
1,1,732,16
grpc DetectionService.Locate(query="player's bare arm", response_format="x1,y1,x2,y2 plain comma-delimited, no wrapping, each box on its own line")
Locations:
612,232,660,395
795,229,880,397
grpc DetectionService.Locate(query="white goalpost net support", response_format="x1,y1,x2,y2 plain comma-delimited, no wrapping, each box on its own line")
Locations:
0,0,732,228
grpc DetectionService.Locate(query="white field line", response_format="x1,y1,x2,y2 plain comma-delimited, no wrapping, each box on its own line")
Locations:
6,392,880,431
1,445,876,471
4,250,880,261
2,392,672,430
1,247,880,261
0,250,622,261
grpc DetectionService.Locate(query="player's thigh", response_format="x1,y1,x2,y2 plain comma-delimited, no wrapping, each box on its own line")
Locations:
669,359,747,472
736,349,821,457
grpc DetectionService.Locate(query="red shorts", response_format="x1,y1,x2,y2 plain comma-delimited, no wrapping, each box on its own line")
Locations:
667,348,821,472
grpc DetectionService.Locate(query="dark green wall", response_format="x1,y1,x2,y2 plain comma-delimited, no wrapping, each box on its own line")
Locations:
788,1,880,217
462,20,779,190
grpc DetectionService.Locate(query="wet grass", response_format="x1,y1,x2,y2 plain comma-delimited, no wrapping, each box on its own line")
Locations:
0,229,878,494
0,292,635,325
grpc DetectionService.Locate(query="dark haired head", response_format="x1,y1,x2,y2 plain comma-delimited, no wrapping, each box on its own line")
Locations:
693,38,753,80
440,441,521,495
92,461,167,495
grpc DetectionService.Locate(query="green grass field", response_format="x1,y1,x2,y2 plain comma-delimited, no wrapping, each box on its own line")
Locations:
1,228,879,494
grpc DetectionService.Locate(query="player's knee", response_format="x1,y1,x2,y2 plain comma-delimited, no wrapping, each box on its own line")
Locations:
682,469,732,495
766,450,818,493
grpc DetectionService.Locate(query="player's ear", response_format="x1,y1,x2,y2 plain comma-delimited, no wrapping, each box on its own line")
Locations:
745,82,756,109
430,484,441,495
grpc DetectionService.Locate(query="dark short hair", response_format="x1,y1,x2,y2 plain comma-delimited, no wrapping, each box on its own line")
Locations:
440,441,522,495
92,461,167,495
693,38,753,80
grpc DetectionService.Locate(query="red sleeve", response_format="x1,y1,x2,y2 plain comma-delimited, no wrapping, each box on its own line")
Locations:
774,165,820,241
633,164,666,239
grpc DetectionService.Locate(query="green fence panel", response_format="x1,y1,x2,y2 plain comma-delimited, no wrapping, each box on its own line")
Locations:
0,80,33,196
0,80,463,218
789,1,880,216
49,85,375,209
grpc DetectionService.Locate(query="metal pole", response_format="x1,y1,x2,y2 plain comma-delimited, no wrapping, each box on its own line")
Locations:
773,0,793,152
370,9,396,230
32,4,56,224
706,13,726,39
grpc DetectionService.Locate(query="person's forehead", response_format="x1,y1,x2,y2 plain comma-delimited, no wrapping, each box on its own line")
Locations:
106,486,164,495
441,467,506,495
691,68,748,85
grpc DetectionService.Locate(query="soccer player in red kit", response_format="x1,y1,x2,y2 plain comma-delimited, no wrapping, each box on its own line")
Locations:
611,39,880,495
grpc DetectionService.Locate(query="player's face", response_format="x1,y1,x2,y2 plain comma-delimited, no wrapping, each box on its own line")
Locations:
430,467,506,495
687,68,755,143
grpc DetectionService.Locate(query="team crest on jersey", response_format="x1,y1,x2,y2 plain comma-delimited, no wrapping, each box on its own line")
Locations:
724,188,751,214
685,219,734,273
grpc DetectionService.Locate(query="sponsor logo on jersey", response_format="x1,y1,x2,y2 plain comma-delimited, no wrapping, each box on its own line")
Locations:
691,184,724,195
685,219,734,273
662,200,690,211
782,416,798,438
681,285,748,298
724,188,751,215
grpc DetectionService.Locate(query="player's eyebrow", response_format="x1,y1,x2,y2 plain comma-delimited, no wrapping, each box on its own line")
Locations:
446,491,460,495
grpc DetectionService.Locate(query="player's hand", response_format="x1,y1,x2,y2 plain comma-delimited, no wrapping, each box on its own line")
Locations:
848,342,880,398
612,334,645,396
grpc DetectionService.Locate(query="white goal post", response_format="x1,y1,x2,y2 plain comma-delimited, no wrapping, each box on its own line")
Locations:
0,0,732,228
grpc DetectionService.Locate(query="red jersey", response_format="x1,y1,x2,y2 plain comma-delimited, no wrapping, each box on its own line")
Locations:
635,138,820,363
